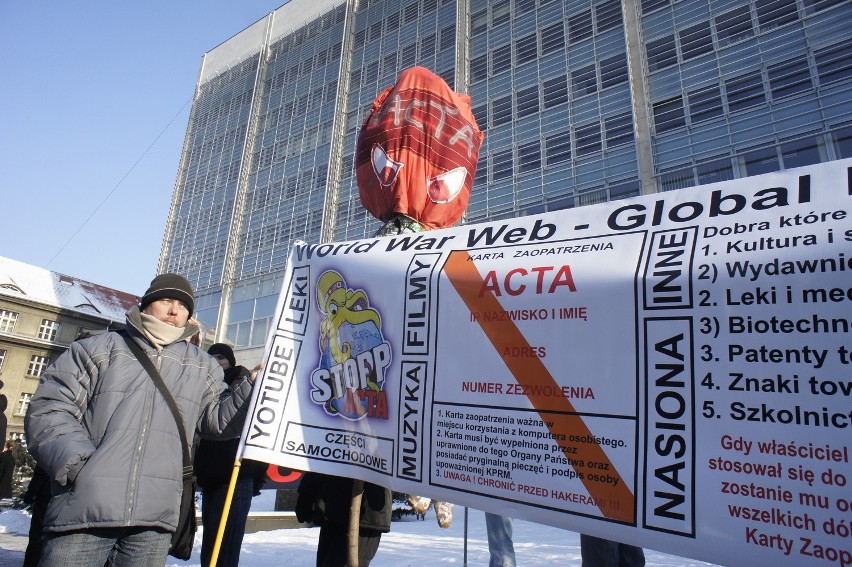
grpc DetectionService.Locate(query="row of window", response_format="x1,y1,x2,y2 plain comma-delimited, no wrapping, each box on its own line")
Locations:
351,27,454,90
478,113,635,183
353,0,445,49
473,56,628,131
270,4,347,57
653,40,852,133
646,0,846,73
0,311,61,341
643,0,844,17
268,42,342,93
471,3,623,82
471,0,591,37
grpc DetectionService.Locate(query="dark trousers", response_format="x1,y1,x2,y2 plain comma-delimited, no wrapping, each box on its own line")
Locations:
316,522,382,567
200,476,254,567
580,534,645,567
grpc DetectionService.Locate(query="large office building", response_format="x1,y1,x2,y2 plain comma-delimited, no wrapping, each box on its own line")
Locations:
159,0,851,359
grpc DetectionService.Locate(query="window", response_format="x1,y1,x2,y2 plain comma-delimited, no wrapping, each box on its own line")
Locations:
642,0,669,13
471,55,488,82
600,54,628,88
781,137,821,168
541,23,565,55
726,74,766,111
0,310,18,333
605,113,634,147
472,9,488,36
404,2,419,23
661,167,694,191
743,147,780,175
715,6,754,47
610,181,641,198
493,0,511,26
756,0,798,31
679,22,713,61
38,319,61,341
647,35,677,71
493,149,513,180
568,11,593,44
814,39,852,86
0,349,5,371
697,158,734,184
492,45,512,75
492,94,513,126
27,355,50,378
516,86,539,118
402,43,417,68
472,104,488,130
16,393,33,417
768,58,813,99
369,21,383,43
440,24,456,51
596,0,623,33
575,122,602,156
515,0,536,12
518,141,542,173
653,96,686,132
572,64,597,96
543,75,569,107
688,86,723,123
833,124,852,158
419,33,436,58
803,0,846,15
515,34,538,65
546,131,571,164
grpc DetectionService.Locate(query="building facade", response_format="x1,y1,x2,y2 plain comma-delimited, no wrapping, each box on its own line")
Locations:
0,257,138,444
159,0,851,360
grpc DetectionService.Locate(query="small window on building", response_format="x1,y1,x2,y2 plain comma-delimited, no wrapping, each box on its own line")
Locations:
493,0,511,26
679,21,713,61
802,0,846,15
440,24,456,51
516,85,540,118
832,124,852,158
541,22,565,55
575,122,602,156
492,149,513,180
781,137,822,168
16,393,33,416
605,113,634,147
726,74,766,111
0,349,5,371
492,94,513,126
755,0,798,32
515,34,538,65
0,310,18,333
38,319,61,341
600,54,628,88
660,167,694,192
27,355,50,378
742,147,780,176
688,85,723,123
492,44,512,75
572,64,597,96
472,104,488,131
596,0,623,33
642,0,670,14
543,75,569,108
768,58,813,100
568,10,593,44
697,158,734,185
472,9,488,36
518,141,542,173
715,6,754,47
647,35,677,71
653,96,686,132
546,131,572,164
814,39,852,87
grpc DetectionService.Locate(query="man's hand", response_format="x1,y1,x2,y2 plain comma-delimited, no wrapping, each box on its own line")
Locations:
249,363,265,383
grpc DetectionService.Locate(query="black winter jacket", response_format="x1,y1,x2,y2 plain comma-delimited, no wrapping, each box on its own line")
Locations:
295,472,392,532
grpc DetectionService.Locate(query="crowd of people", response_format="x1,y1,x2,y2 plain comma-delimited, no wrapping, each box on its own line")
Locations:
12,271,644,566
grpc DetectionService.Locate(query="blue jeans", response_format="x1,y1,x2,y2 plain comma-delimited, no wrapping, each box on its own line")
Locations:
580,534,645,567
485,513,515,567
200,476,254,567
39,527,171,567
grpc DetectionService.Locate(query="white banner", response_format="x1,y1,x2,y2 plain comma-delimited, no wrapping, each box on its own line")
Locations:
241,159,852,567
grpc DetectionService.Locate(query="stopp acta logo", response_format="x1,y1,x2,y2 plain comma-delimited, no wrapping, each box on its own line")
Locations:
309,270,392,421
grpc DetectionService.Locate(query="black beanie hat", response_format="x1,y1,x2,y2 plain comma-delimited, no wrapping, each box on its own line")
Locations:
208,343,236,368
140,273,195,316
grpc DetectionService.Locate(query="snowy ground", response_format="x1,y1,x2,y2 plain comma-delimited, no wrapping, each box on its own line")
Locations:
0,491,720,566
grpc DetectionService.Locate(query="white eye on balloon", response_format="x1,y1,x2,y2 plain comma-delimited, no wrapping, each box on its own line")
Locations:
371,144,404,187
329,303,339,316
427,167,467,204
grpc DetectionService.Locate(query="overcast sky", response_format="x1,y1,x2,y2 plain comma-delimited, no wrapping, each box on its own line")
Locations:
0,1,287,296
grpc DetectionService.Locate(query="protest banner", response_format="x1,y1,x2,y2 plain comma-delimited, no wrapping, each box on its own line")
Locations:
240,158,851,566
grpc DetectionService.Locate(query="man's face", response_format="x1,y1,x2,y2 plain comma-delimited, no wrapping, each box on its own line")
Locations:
142,298,190,328
212,354,231,369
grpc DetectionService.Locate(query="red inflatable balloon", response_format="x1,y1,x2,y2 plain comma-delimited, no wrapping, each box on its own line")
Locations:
356,67,483,230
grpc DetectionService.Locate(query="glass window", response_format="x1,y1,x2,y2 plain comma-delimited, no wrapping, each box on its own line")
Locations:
833,124,852,158
16,393,33,416
768,58,813,100
653,96,686,132
605,113,634,147
492,44,512,75
516,86,539,117
38,319,61,341
814,39,852,87
688,86,723,123
697,158,734,184
472,9,488,36
572,64,597,96
543,75,569,108
472,54,488,82
781,137,821,168
541,22,565,55
27,355,50,377
679,21,713,61
803,0,846,15
610,180,641,198
715,6,754,47
404,2,419,23
575,122,602,156
492,94,513,126
661,167,694,191
726,74,766,111
493,0,511,26
473,104,488,130
642,0,669,14
546,131,571,164
596,0,623,33
743,147,780,175
518,141,542,173
647,35,677,71
515,0,536,12
756,0,798,31
402,43,417,68
569,10,593,44
420,33,436,58
0,349,5,371
493,149,513,180
0,309,18,333
515,34,538,65
600,54,628,88
440,24,456,51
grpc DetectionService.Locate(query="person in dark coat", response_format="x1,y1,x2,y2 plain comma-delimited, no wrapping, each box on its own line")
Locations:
0,440,16,499
296,472,392,566
22,464,51,567
195,343,268,567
